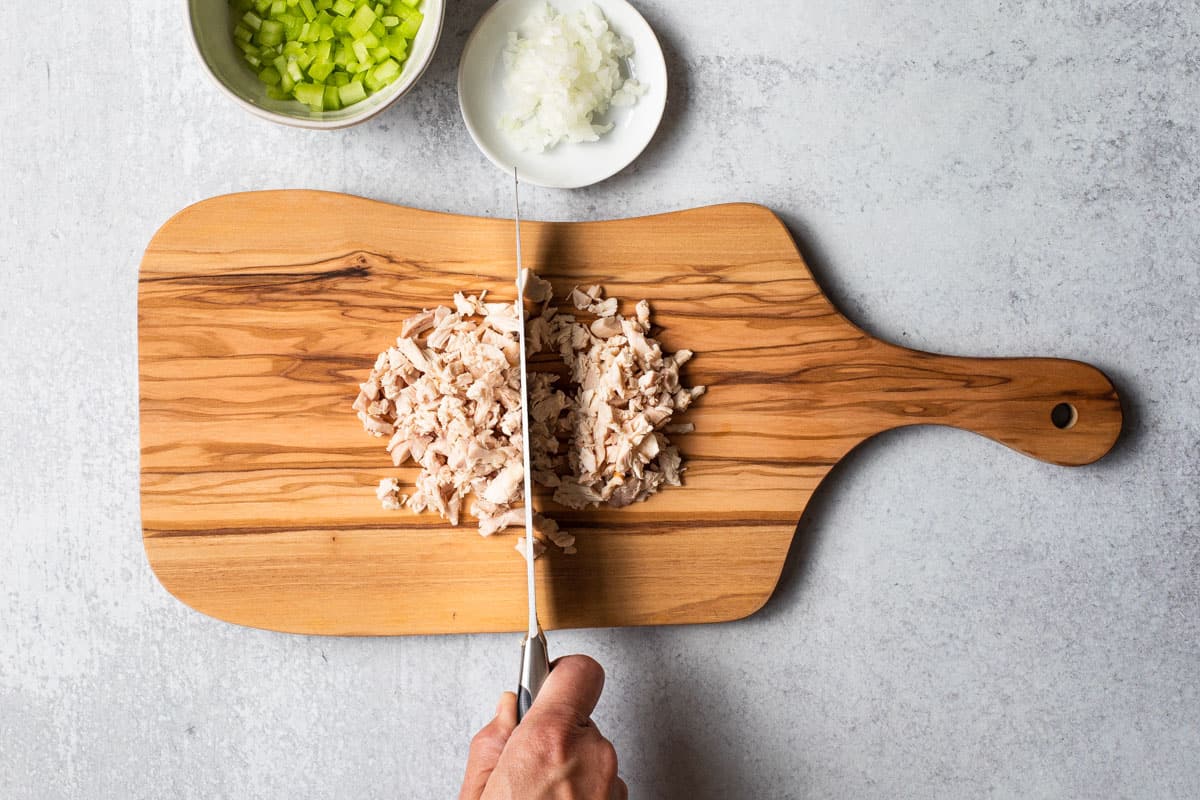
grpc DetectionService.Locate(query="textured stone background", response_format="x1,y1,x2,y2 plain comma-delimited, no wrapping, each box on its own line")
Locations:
2,1,1198,797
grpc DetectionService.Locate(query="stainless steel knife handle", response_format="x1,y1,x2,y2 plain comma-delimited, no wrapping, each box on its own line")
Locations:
517,630,549,722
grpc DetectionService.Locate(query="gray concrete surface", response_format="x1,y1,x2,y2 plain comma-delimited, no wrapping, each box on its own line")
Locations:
2,1,1198,797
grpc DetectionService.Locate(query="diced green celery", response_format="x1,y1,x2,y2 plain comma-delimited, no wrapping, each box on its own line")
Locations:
258,65,282,84
365,57,400,90
359,43,379,67
363,69,384,92
308,59,335,81
397,12,422,37
293,81,324,106
347,4,377,38
338,79,367,104
257,18,284,46
231,0,407,105
376,57,401,78
383,32,407,59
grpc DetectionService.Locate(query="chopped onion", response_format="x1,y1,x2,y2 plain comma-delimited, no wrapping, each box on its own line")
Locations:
499,3,646,152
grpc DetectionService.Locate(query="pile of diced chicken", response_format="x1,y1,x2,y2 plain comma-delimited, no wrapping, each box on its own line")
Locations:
353,278,703,556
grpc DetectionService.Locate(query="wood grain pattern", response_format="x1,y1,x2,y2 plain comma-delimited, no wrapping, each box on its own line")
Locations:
138,191,1122,635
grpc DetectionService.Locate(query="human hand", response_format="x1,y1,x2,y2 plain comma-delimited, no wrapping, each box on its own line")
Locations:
459,655,627,800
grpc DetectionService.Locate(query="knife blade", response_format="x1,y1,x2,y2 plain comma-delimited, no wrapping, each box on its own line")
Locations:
514,168,549,723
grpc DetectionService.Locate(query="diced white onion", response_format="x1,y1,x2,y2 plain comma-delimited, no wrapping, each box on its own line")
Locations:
499,3,646,152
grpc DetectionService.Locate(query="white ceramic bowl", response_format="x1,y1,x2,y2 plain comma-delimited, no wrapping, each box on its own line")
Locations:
458,0,667,188
187,0,445,129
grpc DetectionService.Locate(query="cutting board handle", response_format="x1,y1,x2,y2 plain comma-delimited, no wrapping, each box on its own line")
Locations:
858,344,1123,466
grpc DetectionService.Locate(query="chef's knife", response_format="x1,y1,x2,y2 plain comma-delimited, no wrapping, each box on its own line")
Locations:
513,168,549,723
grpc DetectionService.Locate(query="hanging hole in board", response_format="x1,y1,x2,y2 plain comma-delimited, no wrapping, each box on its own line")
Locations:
1051,402,1078,430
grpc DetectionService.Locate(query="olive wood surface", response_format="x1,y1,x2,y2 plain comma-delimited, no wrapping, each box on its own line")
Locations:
138,191,1122,635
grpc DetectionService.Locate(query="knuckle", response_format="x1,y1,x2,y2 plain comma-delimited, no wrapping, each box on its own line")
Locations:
527,717,576,764
469,724,500,752
595,738,619,778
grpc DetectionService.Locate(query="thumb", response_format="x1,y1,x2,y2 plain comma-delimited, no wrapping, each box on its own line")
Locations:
458,692,518,800
526,654,605,722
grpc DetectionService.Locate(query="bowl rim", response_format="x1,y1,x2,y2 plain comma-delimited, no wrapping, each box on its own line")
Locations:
456,0,668,188
186,0,446,130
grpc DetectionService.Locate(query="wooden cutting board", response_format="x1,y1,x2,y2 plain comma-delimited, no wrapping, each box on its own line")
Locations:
139,191,1122,636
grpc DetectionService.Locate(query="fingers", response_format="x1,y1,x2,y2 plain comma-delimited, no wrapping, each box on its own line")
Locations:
458,692,519,800
493,691,518,730
472,661,625,800
530,654,605,721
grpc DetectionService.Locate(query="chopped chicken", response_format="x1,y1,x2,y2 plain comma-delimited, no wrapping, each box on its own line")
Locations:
527,285,704,511
355,292,533,540
354,282,703,556
376,478,407,511
515,535,547,560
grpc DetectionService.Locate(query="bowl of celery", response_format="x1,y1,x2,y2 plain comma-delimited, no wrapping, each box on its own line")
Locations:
189,0,444,128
